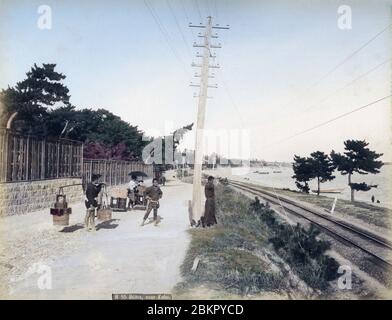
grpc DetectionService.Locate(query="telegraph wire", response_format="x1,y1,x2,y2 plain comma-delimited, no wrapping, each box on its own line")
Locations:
178,0,196,37
310,23,392,89
143,0,190,77
193,0,203,21
275,23,392,111
213,0,219,19
166,0,193,58
262,95,391,149
274,57,392,124
300,57,391,115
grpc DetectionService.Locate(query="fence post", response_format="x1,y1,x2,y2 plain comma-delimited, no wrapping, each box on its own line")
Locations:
56,142,60,178
114,161,116,185
80,143,83,177
4,130,9,181
26,135,30,180
109,161,112,185
90,160,92,182
41,140,45,179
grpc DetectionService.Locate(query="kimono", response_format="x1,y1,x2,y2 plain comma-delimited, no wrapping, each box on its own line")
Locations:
203,181,217,226
85,182,103,209
143,185,163,221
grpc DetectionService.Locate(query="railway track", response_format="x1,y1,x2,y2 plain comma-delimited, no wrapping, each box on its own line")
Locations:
228,179,392,270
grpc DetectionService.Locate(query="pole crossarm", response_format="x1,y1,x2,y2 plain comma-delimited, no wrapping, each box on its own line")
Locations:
189,24,206,28
193,43,222,49
196,53,217,58
191,62,220,68
194,73,215,78
190,83,217,88
198,34,219,38
193,94,213,99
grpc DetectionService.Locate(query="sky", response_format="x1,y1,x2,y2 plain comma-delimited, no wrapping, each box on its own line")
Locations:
0,0,391,162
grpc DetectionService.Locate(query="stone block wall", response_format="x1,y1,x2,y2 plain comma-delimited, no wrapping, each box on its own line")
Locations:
0,179,129,216
0,178,84,216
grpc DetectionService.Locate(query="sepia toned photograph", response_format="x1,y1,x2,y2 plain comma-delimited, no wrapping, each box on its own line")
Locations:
0,0,391,304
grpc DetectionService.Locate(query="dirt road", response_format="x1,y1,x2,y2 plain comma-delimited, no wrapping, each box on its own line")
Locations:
0,178,191,299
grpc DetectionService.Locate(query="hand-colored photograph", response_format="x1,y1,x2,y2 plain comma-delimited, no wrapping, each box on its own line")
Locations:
0,0,391,301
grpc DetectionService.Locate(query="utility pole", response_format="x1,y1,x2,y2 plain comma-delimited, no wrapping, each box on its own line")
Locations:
189,16,229,224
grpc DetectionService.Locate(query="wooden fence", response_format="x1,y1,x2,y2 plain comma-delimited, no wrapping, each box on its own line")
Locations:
0,129,153,185
0,129,83,182
83,159,153,186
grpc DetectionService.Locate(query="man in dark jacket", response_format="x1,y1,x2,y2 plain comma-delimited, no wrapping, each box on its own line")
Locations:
141,178,163,226
203,176,217,227
85,174,104,231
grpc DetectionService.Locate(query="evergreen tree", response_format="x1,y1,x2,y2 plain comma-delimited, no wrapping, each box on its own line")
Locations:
309,151,335,195
0,63,177,161
292,155,313,193
331,140,383,202
1,63,70,135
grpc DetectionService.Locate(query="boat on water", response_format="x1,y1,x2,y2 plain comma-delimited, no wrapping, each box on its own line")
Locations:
311,189,344,194
273,171,282,173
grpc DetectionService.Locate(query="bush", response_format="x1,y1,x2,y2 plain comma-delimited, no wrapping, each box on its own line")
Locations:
269,223,339,289
179,183,340,296
218,184,340,290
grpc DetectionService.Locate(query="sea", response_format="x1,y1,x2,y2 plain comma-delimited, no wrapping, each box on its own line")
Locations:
208,165,392,208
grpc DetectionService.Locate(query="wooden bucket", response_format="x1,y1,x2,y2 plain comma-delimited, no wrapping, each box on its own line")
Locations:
52,212,71,226
97,208,112,221
110,197,127,212
50,207,72,226
110,196,119,208
118,198,127,211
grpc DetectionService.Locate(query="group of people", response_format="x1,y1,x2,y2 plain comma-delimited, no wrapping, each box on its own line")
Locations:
84,174,164,231
126,176,146,210
126,175,163,225
84,173,218,232
371,195,381,204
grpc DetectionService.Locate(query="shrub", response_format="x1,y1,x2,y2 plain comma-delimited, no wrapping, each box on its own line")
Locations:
269,223,339,289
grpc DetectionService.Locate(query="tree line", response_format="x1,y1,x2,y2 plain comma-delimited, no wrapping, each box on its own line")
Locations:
292,140,383,202
0,63,192,162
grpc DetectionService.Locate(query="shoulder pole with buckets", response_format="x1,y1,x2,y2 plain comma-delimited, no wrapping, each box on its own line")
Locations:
97,184,112,221
49,170,150,226
50,184,82,226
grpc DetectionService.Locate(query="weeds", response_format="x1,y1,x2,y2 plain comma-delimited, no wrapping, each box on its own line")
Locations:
178,184,340,297
268,223,339,289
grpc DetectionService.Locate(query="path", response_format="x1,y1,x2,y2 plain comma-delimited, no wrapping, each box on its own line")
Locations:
0,178,191,299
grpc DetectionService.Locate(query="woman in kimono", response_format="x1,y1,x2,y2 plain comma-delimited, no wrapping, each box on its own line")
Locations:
203,176,217,227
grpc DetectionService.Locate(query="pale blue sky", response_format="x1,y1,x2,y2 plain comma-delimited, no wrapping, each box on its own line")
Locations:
0,0,391,161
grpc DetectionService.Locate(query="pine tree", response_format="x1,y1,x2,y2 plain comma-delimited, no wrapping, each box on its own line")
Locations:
292,155,313,193
309,151,335,195
1,63,70,135
331,140,383,202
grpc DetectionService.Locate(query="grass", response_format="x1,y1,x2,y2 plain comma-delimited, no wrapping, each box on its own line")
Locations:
175,184,340,298
244,183,391,229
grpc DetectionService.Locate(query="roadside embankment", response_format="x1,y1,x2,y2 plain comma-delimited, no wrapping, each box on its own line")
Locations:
173,184,366,299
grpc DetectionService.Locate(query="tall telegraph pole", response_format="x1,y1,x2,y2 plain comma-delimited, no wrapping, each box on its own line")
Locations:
189,16,229,223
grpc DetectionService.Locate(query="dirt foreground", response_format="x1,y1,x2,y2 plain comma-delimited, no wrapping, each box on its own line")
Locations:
0,178,191,299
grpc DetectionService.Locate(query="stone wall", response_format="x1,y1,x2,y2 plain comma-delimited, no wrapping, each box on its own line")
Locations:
0,179,130,217
0,178,84,217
